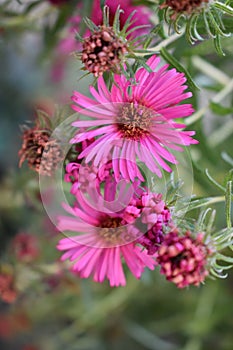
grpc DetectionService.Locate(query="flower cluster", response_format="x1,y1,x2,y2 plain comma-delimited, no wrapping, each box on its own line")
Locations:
17,2,230,290
54,48,214,288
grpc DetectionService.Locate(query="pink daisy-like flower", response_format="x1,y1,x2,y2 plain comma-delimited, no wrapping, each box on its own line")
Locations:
156,230,211,288
56,178,167,286
71,55,197,181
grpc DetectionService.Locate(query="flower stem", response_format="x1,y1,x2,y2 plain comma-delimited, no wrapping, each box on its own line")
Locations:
226,181,232,229
186,77,233,125
135,31,183,56
192,56,230,85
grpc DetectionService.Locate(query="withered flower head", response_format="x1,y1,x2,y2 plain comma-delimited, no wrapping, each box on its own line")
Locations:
18,113,63,176
161,0,209,17
81,26,127,77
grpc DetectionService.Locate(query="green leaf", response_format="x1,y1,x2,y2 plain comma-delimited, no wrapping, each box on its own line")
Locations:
160,48,199,92
24,0,41,14
205,169,225,192
113,6,123,33
225,180,232,228
214,1,233,16
216,254,233,264
214,34,225,56
222,152,233,167
137,58,153,73
84,17,99,32
177,197,222,214
209,101,233,115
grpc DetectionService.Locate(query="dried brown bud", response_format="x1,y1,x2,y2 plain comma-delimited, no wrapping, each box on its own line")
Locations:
161,0,209,16
19,126,63,176
81,26,127,77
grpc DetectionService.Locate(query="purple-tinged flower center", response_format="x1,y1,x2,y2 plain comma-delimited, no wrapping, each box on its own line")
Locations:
116,103,152,140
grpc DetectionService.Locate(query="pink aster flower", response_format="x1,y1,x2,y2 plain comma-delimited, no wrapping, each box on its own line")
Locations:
71,55,197,181
156,230,211,288
57,178,162,286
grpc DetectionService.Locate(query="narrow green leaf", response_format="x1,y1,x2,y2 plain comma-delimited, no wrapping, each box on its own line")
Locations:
121,11,137,35
103,5,109,27
216,254,233,264
226,181,232,228
205,169,225,192
137,59,153,73
75,31,84,42
160,48,199,91
222,152,233,167
24,0,41,14
203,11,216,38
214,34,225,55
209,101,233,115
84,17,99,32
177,197,218,214
214,1,233,15
126,24,151,36
112,6,122,32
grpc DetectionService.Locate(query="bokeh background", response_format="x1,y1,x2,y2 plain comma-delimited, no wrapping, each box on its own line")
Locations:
0,1,233,349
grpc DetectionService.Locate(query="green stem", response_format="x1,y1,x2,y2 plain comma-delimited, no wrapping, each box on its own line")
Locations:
182,283,219,350
214,1,233,16
208,119,233,147
226,181,232,229
192,56,230,85
186,78,233,125
135,31,183,56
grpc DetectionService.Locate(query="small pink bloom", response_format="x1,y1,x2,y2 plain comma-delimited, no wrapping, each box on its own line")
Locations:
57,179,160,286
71,55,197,181
137,193,172,255
156,231,211,288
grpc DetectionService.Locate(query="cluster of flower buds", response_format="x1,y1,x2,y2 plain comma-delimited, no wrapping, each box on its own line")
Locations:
18,2,233,290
